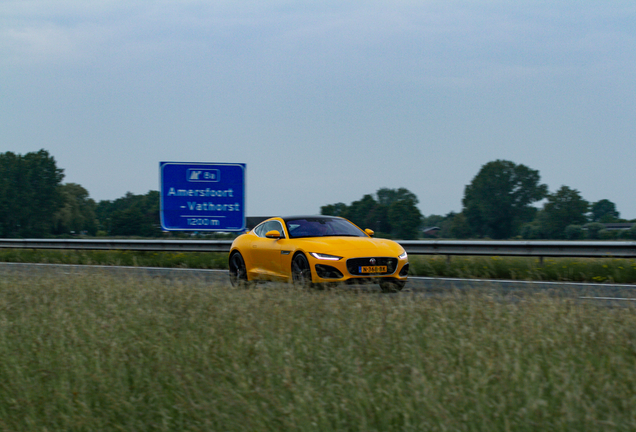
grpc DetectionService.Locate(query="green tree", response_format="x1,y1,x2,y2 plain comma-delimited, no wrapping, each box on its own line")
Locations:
519,220,545,240
0,152,19,237
53,183,98,235
321,188,423,239
449,212,472,239
435,212,459,238
387,199,422,239
598,229,617,240
0,150,64,237
343,194,379,231
422,214,445,228
583,222,605,240
622,225,636,240
462,160,547,239
381,188,423,239
96,191,161,237
590,199,620,222
110,207,146,236
541,186,589,239
320,202,348,217
377,187,418,207
565,224,585,240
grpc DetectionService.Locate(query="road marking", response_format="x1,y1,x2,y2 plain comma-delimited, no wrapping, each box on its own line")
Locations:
410,276,636,289
580,297,636,301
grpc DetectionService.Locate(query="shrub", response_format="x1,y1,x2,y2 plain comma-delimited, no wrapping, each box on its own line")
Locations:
520,222,543,239
584,222,605,239
565,224,584,240
622,226,636,240
598,229,617,240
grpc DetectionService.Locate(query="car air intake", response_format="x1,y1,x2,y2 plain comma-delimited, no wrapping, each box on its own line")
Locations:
399,262,409,277
315,265,344,279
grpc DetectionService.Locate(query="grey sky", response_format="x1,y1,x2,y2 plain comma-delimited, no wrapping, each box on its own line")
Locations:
2,1,635,219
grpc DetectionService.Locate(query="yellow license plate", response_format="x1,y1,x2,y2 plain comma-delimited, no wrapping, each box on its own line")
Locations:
359,266,387,274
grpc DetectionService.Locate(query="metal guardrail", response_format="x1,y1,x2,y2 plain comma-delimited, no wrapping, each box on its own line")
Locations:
398,240,636,258
1,239,636,258
0,239,234,253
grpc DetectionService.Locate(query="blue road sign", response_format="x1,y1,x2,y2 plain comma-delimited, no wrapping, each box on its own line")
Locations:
160,162,246,231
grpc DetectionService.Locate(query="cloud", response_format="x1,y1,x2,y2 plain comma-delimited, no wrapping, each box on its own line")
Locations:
2,24,77,64
2,1,633,79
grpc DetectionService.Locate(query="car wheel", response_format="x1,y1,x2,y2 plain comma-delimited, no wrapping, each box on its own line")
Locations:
379,279,405,293
229,252,249,287
291,253,313,288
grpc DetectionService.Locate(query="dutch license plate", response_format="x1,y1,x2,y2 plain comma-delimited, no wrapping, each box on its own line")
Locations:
359,265,387,274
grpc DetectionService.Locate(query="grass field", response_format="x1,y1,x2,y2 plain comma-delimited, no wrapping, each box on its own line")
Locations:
1,248,636,284
1,271,636,431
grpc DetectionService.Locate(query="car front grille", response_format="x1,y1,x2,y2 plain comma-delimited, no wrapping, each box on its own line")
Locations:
346,257,398,276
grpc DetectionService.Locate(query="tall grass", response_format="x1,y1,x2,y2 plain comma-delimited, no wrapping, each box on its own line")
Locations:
1,272,636,431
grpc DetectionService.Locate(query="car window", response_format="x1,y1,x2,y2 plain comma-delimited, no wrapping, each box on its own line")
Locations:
285,218,366,238
253,224,265,237
267,220,285,237
254,220,285,238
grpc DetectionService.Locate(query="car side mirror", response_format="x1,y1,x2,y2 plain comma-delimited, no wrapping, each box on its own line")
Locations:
265,230,282,239
365,229,374,237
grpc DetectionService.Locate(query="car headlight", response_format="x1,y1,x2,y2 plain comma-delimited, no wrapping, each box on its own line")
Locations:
309,252,343,261
398,251,408,260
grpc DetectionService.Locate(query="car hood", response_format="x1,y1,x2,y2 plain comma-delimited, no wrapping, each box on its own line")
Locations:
293,236,404,256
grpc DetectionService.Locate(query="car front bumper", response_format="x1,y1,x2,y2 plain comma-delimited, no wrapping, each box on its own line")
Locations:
308,255,409,284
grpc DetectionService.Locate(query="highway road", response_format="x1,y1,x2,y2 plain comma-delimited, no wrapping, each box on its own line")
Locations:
2,262,636,303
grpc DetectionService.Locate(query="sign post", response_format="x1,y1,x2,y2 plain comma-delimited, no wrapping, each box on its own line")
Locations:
160,162,246,231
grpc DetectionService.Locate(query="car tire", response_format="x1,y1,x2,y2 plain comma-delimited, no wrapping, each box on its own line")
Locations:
379,279,405,293
229,252,249,287
291,253,313,288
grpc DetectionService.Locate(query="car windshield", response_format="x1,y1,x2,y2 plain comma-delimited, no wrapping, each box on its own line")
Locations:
285,218,366,239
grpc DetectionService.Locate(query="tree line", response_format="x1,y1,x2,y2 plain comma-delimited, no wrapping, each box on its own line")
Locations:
320,188,424,239
1,150,634,239
321,159,634,240
0,150,162,238
424,160,635,240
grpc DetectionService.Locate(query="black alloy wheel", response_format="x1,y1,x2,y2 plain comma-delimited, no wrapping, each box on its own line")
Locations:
229,252,249,287
379,279,406,293
291,254,312,288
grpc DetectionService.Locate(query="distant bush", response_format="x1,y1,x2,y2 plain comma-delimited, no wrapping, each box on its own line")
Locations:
620,226,636,240
599,229,617,240
584,222,605,239
520,222,543,239
565,224,585,240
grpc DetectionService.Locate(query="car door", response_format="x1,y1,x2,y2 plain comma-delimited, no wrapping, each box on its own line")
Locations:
249,220,286,280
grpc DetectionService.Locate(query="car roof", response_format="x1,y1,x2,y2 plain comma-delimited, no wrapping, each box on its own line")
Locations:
280,215,342,222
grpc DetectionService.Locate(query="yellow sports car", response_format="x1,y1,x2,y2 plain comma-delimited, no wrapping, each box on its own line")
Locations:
228,215,409,292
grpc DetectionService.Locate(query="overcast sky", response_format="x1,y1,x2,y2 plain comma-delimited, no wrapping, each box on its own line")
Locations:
2,1,635,219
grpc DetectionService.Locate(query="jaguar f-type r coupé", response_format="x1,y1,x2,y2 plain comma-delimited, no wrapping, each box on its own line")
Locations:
228,216,409,292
